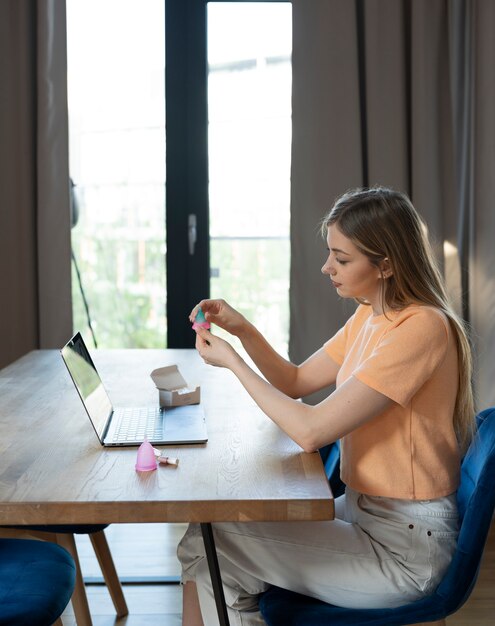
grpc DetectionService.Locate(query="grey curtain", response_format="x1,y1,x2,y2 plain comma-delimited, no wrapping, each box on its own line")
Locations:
0,0,72,369
290,0,495,408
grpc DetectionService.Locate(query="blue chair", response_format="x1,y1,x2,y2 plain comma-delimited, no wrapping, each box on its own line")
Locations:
260,408,495,626
3,524,128,626
319,440,345,497
0,537,75,625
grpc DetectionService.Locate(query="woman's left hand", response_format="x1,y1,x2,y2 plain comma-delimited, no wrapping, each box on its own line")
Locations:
195,326,240,369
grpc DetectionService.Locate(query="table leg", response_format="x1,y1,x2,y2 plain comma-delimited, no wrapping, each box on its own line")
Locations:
200,522,230,626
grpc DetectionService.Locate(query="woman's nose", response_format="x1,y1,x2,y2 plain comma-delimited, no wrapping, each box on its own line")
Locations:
321,261,335,275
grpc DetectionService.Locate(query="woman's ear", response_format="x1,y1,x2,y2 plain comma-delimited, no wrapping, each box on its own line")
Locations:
380,257,393,279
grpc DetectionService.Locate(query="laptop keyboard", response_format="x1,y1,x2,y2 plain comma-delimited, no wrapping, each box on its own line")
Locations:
113,407,163,442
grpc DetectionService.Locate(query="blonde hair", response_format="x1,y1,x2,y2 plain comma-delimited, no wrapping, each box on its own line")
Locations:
322,187,475,451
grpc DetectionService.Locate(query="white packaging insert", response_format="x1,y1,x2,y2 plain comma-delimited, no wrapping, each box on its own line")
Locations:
150,365,200,407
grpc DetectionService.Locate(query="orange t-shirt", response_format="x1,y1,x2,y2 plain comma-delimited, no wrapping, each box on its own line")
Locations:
324,304,460,500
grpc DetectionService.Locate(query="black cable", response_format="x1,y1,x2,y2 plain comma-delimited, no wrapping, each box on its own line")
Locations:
70,178,98,348
71,246,98,349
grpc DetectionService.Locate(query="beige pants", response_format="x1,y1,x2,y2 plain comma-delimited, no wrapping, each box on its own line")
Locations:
177,488,458,626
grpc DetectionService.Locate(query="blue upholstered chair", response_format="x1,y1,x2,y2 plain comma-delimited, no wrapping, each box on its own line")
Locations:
4,524,127,626
319,440,345,497
0,537,75,626
260,407,495,626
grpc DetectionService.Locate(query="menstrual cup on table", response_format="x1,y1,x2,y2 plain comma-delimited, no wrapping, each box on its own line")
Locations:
192,307,211,330
135,438,158,472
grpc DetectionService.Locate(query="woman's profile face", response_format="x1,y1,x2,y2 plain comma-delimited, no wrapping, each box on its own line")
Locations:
321,224,384,312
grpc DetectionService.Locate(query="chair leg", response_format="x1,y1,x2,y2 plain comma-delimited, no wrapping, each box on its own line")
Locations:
89,530,129,617
55,533,93,626
52,619,64,626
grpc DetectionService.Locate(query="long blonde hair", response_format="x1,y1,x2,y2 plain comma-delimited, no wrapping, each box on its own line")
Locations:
322,187,475,451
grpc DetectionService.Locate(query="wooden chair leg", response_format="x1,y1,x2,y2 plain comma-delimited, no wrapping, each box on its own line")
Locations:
89,530,129,617
55,533,93,626
52,619,64,626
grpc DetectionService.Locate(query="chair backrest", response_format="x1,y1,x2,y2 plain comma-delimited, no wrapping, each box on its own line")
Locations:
260,408,495,625
321,440,340,482
435,407,495,611
320,441,345,498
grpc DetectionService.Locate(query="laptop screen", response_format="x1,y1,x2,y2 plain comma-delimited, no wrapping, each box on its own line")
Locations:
61,332,113,441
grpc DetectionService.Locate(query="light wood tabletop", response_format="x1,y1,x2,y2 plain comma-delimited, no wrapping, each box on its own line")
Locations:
0,349,334,526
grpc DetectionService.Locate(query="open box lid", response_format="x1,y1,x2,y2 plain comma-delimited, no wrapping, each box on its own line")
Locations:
150,365,190,391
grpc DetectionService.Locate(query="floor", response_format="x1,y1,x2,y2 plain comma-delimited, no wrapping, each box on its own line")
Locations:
61,521,495,625
61,523,184,626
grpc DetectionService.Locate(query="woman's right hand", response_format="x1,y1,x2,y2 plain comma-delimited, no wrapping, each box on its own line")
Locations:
189,299,248,337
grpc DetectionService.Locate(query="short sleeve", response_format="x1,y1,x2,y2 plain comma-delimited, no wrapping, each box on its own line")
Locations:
324,327,346,366
353,308,450,407
324,308,361,366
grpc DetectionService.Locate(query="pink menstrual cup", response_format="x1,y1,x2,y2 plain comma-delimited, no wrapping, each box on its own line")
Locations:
135,438,158,472
192,307,211,330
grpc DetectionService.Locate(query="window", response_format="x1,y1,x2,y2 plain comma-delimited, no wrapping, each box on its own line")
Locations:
208,2,292,355
67,1,292,353
67,0,166,348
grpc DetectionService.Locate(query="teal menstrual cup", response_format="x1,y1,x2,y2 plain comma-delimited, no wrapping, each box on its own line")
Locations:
192,307,211,330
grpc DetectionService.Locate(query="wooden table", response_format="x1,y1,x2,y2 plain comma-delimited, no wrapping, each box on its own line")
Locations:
0,349,334,624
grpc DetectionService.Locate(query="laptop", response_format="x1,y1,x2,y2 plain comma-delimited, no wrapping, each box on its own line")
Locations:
61,332,208,446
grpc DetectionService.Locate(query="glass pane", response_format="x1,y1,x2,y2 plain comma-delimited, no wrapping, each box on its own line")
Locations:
67,0,166,348
207,2,292,356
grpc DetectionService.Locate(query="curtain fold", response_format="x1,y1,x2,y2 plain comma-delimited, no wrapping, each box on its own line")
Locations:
289,1,361,381
468,0,495,408
290,0,495,408
37,0,72,349
0,0,71,369
362,0,410,193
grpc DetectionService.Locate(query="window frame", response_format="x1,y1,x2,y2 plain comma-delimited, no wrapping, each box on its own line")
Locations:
165,0,290,346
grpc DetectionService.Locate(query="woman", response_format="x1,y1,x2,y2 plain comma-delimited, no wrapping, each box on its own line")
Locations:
178,187,475,626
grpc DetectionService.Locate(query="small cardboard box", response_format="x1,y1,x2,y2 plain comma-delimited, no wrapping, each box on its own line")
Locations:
150,365,200,407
